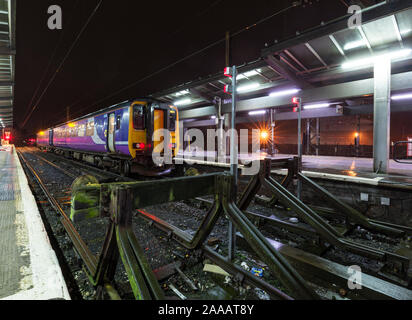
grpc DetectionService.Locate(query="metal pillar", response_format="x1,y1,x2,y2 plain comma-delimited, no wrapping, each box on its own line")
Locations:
355,115,361,157
316,118,320,156
224,114,230,156
306,119,310,155
216,97,225,161
270,109,275,155
297,99,302,199
228,66,238,261
373,59,391,174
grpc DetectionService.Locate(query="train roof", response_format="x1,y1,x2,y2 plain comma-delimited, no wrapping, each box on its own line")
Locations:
42,97,169,132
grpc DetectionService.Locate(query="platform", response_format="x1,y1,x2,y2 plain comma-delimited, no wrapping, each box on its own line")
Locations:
273,154,412,190
176,151,412,190
0,145,70,300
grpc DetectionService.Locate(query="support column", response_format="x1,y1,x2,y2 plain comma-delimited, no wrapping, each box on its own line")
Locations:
306,119,310,155
224,114,231,156
316,118,320,156
270,109,275,155
373,59,391,174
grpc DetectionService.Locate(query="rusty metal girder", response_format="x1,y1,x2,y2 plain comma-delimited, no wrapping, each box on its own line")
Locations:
71,170,319,299
238,158,411,283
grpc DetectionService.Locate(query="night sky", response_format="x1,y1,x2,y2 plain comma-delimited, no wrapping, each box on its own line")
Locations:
15,0,357,135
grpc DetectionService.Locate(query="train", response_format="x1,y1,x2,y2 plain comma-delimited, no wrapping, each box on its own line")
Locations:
37,98,179,176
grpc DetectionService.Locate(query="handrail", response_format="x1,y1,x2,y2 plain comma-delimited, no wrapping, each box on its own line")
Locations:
393,141,412,164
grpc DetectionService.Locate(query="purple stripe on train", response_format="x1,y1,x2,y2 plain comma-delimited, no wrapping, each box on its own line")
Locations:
37,103,132,157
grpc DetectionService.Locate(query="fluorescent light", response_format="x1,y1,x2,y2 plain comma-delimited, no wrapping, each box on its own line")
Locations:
249,110,266,115
211,116,216,119
269,88,301,98
174,90,189,97
237,69,261,80
391,93,412,100
303,103,330,110
174,98,192,106
343,40,366,51
401,29,412,36
342,48,412,69
237,82,260,93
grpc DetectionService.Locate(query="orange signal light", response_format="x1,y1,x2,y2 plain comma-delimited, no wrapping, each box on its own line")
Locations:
260,130,269,141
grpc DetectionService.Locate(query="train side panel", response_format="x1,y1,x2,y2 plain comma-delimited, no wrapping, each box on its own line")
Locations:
52,105,132,156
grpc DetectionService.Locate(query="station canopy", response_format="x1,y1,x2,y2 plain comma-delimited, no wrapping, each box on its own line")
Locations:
0,0,15,129
149,1,412,122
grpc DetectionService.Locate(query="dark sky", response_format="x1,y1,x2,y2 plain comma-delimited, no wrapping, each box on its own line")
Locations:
15,0,353,134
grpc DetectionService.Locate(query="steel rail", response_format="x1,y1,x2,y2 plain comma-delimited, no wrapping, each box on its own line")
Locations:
17,150,99,275
135,209,295,300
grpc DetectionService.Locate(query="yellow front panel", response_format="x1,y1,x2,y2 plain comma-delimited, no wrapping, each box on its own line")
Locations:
170,106,179,157
153,109,165,152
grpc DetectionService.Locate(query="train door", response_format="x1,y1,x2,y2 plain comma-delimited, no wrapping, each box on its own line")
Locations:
49,129,53,146
153,109,165,153
108,113,116,152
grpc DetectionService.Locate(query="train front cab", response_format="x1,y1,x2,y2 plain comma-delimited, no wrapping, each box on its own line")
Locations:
126,101,179,175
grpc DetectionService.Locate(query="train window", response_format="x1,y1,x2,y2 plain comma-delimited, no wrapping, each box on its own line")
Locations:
133,105,145,130
116,115,121,130
109,116,115,134
169,110,176,131
86,121,94,136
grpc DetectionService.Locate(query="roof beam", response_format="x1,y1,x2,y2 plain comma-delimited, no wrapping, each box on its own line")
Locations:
264,55,313,89
189,88,216,104
150,60,267,99
262,0,412,57
0,81,13,86
0,47,15,55
180,70,412,119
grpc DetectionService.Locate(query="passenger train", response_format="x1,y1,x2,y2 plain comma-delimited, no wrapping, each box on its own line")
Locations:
37,99,179,176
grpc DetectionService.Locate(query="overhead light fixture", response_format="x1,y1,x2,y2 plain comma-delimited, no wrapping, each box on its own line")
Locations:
237,69,261,80
174,98,192,106
248,110,266,115
401,29,411,36
303,103,330,110
343,40,366,51
391,93,412,100
342,48,412,69
211,116,216,119
174,90,189,97
237,82,260,93
269,88,301,98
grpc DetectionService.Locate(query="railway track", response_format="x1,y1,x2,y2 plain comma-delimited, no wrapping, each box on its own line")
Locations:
18,148,286,300
16,147,412,300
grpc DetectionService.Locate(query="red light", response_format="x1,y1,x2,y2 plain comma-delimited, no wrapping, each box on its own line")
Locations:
293,107,298,113
292,97,299,104
134,143,145,150
224,85,232,94
224,67,233,78
4,132,10,140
